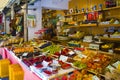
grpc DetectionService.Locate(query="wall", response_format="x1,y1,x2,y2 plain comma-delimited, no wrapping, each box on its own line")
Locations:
27,0,42,40
41,0,69,10
69,0,105,10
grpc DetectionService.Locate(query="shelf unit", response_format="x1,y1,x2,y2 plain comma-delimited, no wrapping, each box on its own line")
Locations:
103,6,120,11
63,6,120,33
66,24,120,28
64,6,120,17
63,6,120,28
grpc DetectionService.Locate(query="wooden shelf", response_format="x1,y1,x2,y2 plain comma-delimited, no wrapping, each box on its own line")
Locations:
80,24,97,27
100,37,120,42
64,6,120,17
64,13,84,17
98,24,120,27
68,25,80,28
68,24,97,28
65,24,120,28
103,6,120,11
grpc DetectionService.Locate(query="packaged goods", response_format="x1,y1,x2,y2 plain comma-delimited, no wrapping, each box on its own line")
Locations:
0,59,10,78
9,64,24,80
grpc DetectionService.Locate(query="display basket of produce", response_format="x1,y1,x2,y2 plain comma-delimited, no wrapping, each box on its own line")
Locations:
100,43,114,52
71,61,87,70
68,42,81,47
86,52,113,74
68,31,85,40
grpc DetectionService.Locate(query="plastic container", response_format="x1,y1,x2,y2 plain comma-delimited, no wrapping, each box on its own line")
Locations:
0,59,10,78
0,77,9,80
9,64,24,80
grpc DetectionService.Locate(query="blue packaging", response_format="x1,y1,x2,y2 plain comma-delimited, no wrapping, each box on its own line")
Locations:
0,77,9,80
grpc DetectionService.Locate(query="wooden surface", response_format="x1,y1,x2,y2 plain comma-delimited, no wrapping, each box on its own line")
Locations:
100,37,120,42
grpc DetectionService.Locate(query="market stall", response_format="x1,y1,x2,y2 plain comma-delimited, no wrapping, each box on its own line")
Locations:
0,38,119,80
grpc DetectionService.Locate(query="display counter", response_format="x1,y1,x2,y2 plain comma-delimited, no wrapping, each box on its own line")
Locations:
0,48,42,80
0,45,120,80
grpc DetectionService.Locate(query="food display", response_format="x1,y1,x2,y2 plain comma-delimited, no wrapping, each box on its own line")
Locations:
86,53,112,73
42,45,61,56
104,61,120,80
0,38,117,80
68,40,81,47
68,31,84,39
13,47,34,54
101,43,114,51
59,60,71,69
72,61,87,70
53,70,101,80
0,34,11,41
0,37,24,47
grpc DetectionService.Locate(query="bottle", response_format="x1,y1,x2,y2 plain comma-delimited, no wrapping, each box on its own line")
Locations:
105,0,110,8
116,0,120,6
75,6,78,13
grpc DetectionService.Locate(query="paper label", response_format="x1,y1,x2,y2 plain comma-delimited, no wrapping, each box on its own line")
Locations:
112,61,120,68
68,51,75,55
59,55,68,62
22,53,28,56
106,65,115,73
42,60,49,67
92,75,100,80
78,53,87,58
53,60,58,64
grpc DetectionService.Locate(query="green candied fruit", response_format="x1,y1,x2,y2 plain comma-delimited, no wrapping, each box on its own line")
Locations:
73,61,87,69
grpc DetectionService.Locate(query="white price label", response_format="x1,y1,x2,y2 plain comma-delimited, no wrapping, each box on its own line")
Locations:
92,75,100,80
42,61,49,67
68,51,75,55
59,55,68,62
112,61,120,68
106,65,115,73
53,60,58,64
22,53,28,56
78,53,87,58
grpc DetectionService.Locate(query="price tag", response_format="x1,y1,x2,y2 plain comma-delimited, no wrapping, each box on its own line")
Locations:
78,53,87,58
59,55,68,62
42,60,49,67
22,53,28,56
68,51,75,55
92,75,100,80
53,60,58,64
106,65,115,73
112,61,120,68
47,67,52,72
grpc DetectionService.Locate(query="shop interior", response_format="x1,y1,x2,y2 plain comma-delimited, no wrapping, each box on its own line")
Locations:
0,0,120,80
